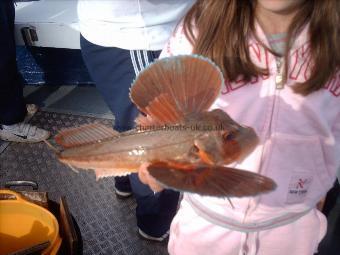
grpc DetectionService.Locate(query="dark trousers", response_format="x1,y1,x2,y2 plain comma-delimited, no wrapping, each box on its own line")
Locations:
0,0,26,125
80,35,179,237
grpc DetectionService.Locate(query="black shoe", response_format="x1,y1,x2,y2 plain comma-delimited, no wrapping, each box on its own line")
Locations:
138,228,169,242
114,187,132,199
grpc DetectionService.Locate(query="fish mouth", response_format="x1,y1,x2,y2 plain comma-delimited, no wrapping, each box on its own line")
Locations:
196,145,216,165
236,127,259,162
193,133,222,165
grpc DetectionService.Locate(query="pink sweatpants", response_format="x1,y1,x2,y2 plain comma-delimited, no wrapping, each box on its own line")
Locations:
168,199,327,255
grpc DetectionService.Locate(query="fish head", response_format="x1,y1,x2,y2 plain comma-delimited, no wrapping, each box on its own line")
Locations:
192,109,259,165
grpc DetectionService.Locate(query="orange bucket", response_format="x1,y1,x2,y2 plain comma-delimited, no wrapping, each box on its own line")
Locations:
0,190,61,255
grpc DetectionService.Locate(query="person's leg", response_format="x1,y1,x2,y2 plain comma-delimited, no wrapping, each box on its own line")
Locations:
0,1,49,143
80,37,180,239
130,173,180,240
0,0,26,124
128,49,180,240
80,35,137,195
80,35,139,132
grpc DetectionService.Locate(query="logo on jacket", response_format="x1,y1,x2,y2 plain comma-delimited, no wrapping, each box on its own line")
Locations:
286,174,313,204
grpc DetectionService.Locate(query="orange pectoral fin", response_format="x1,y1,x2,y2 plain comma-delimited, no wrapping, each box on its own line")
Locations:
147,162,277,197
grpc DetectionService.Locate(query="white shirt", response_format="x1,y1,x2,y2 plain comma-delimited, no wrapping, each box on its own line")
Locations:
77,0,195,50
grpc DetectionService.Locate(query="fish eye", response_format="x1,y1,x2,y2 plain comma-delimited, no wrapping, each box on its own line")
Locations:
190,145,200,153
223,132,235,141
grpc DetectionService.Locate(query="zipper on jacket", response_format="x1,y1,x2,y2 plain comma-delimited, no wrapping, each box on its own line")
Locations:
243,56,284,223
275,57,284,89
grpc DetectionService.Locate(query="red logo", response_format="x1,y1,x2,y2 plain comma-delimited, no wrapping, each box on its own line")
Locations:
296,178,308,189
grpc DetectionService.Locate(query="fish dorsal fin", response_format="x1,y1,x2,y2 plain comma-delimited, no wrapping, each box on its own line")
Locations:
130,55,224,125
143,93,185,125
55,123,119,148
134,94,184,126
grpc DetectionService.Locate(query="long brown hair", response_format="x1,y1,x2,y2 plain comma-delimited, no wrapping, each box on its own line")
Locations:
183,0,340,95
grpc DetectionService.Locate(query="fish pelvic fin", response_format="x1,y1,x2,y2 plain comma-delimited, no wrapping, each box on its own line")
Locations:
55,123,119,149
130,55,224,126
147,162,277,198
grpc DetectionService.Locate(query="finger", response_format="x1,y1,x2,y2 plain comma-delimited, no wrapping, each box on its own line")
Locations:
138,162,150,184
147,176,164,193
144,166,164,193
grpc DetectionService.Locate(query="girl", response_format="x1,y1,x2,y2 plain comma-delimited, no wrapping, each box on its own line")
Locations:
138,0,340,254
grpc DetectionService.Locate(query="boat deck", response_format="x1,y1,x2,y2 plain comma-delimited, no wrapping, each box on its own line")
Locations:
0,85,168,255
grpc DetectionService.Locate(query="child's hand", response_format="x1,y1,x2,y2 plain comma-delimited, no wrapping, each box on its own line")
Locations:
138,163,164,193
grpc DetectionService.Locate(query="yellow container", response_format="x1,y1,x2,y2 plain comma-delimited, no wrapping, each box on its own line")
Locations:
0,190,61,255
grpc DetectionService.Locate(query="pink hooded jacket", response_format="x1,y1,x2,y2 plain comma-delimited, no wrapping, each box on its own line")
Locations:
160,23,340,255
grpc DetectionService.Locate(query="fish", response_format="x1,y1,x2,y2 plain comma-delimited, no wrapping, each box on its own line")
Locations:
55,55,276,197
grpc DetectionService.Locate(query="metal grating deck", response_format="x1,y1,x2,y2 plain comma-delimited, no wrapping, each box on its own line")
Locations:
0,111,168,255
